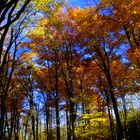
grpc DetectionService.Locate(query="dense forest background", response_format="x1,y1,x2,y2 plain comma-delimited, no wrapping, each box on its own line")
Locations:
0,0,140,140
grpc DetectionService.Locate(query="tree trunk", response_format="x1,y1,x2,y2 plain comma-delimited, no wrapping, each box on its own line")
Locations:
36,114,39,140
66,103,70,140
106,71,124,140
54,64,60,140
46,105,50,140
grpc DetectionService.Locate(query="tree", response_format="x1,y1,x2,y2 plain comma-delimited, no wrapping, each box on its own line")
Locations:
3,1,140,140
0,1,32,139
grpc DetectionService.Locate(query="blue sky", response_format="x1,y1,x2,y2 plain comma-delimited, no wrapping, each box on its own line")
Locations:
67,0,99,8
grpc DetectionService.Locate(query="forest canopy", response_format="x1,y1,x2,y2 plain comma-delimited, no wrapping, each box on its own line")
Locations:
0,0,140,140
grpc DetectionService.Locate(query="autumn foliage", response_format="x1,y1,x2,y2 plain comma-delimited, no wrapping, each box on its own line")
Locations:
0,0,140,140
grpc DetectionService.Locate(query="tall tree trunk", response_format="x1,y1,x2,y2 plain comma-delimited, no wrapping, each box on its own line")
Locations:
0,95,6,140
66,102,70,140
55,64,60,140
106,97,115,140
9,110,14,140
36,113,39,140
15,115,20,140
40,121,41,140
55,99,60,140
32,114,35,140
106,71,124,140
24,117,29,140
30,96,35,140
46,105,50,140
121,94,127,139
102,89,115,140
69,100,75,140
